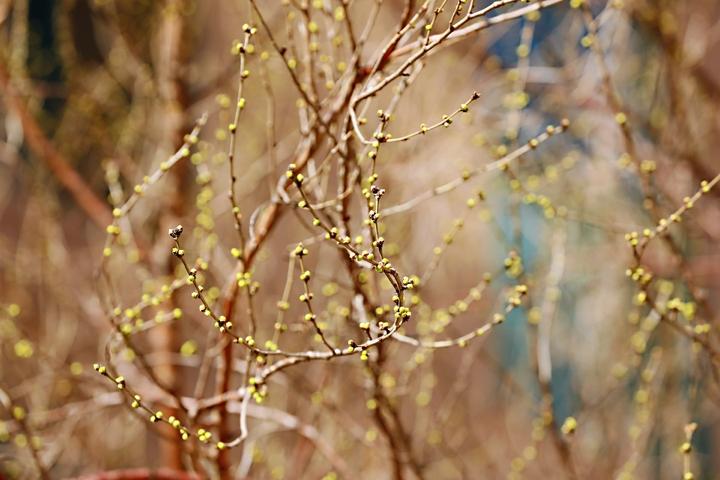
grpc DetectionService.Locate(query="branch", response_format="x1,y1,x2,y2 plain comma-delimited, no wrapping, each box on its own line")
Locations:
0,63,111,228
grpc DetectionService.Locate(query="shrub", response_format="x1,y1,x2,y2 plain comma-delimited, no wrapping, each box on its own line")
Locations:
1,1,719,479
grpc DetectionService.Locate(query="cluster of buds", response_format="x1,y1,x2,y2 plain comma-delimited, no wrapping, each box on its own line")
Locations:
373,130,390,143
235,335,256,347
624,231,641,247
248,377,267,403
149,411,164,423
336,234,352,246
299,292,314,303
365,173,379,187
625,266,652,285
507,284,528,308
394,305,412,322
286,163,304,185
374,257,394,274
293,243,309,258
561,417,577,436
370,184,385,198
401,276,419,290
354,250,375,263
504,251,523,278
236,271,252,288
197,428,213,443
242,23,257,35
214,315,233,333
325,226,339,240
666,297,697,321
168,225,183,239
231,24,258,56
167,415,190,441
187,267,198,284
377,319,391,331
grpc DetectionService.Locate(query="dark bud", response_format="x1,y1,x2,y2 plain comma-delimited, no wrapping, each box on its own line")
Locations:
169,225,184,239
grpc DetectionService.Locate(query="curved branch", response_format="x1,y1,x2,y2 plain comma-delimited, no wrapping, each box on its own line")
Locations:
0,63,111,228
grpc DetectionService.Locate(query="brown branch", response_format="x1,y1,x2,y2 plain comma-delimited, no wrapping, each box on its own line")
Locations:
154,0,190,472
67,469,200,480
0,62,111,228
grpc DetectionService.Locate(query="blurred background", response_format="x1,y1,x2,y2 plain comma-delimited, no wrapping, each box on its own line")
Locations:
1,0,720,478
